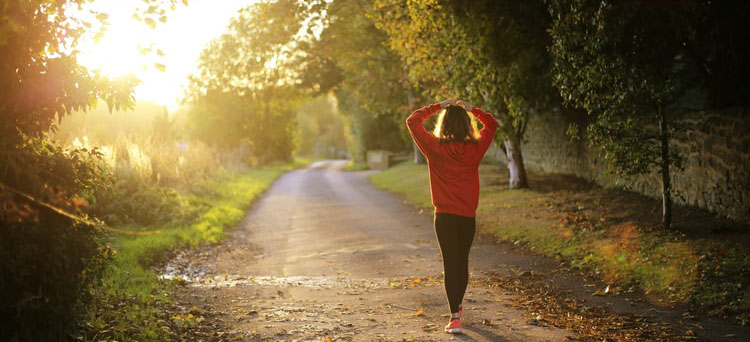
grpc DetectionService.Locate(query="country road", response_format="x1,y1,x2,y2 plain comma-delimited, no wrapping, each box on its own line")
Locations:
164,160,748,342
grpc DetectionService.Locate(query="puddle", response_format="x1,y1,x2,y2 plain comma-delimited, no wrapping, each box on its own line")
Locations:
161,250,208,281
160,247,433,291
160,249,391,289
173,274,390,289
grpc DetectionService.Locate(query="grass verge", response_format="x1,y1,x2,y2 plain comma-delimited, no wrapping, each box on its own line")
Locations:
370,161,750,325
79,160,309,341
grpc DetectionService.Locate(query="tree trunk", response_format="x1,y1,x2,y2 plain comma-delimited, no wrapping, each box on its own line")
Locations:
503,136,528,189
659,105,672,229
483,99,529,190
413,141,426,164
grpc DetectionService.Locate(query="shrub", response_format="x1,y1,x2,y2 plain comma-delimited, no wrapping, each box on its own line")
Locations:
0,216,111,341
0,140,112,341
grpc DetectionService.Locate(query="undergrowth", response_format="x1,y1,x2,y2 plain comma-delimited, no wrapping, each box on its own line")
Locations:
370,161,750,325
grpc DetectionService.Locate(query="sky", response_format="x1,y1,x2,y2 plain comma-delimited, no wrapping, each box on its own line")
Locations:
76,0,255,110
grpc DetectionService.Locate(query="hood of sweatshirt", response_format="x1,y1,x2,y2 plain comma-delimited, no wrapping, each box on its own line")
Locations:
442,142,475,164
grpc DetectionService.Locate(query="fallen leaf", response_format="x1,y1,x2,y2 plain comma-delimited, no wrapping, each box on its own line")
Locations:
415,309,424,316
592,285,610,296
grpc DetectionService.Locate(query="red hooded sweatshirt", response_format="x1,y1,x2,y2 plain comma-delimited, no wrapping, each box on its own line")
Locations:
406,103,499,218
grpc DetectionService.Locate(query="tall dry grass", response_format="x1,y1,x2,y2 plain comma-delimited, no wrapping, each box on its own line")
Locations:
68,133,249,226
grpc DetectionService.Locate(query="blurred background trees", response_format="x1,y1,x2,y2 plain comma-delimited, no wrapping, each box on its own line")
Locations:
299,0,414,165
183,0,305,164
296,95,348,158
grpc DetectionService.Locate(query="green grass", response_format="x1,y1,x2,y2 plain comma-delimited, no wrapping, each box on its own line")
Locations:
369,162,430,208
83,160,308,341
370,161,750,323
102,168,283,298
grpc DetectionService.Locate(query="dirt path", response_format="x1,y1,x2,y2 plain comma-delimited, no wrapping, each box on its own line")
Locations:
163,160,746,341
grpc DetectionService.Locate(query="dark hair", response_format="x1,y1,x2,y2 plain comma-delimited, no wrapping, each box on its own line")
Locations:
433,104,480,144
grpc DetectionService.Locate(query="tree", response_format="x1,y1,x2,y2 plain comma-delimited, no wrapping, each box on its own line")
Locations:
300,0,415,164
372,0,557,189
548,0,750,228
184,0,306,163
0,0,182,339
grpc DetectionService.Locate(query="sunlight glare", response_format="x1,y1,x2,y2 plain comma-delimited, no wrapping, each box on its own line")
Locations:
74,0,253,110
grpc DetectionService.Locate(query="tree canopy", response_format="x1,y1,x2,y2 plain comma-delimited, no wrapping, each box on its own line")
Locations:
299,0,414,163
183,0,309,163
548,0,750,227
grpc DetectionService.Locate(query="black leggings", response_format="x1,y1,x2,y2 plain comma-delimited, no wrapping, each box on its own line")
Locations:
434,212,476,313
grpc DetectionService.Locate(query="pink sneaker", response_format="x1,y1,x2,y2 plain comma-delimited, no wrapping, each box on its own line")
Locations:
444,318,462,334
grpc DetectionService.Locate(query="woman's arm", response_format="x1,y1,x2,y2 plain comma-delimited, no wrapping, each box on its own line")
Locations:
472,107,499,155
406,102,448,158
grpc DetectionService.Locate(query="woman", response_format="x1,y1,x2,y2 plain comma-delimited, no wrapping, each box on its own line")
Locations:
406,99,498,334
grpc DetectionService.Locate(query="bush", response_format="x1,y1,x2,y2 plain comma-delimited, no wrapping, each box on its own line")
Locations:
0,142,113,341
72,135,231,227
0,137,114,341
0,215,111,341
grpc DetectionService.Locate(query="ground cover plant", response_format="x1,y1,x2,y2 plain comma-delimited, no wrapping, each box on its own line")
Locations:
370,161,750,325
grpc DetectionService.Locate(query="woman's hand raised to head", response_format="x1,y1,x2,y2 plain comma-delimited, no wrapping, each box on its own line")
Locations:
439,99,456,108
457,100,472,112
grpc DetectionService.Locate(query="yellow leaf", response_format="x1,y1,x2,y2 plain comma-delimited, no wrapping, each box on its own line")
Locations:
93,32,104,43
155,63,166,72
592,285,610,296
415,309,424,316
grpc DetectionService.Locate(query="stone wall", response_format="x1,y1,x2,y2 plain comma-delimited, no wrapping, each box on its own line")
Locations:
488,108,750,224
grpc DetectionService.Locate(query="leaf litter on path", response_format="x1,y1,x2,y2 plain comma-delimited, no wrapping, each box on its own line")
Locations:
475,270,699,342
